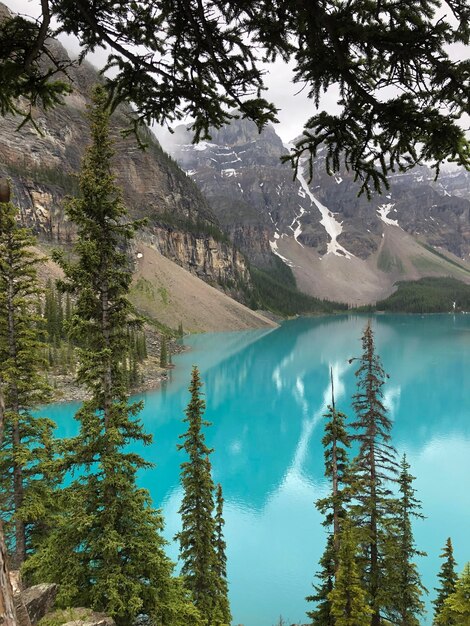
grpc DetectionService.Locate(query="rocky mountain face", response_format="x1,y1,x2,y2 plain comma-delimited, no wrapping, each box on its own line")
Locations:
169,117,470,304
0,6,250,296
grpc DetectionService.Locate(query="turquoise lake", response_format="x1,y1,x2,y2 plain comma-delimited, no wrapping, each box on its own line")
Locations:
41,314,470,626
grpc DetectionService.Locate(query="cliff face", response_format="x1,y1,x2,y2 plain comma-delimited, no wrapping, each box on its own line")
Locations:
0,11,249,292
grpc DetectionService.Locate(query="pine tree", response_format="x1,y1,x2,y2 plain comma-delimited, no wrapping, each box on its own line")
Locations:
306,535,335,626
384,455,426,626
436,563,470,626
176,366,219,624
214,484,231,626
433,538,458,625
22,86,182,626
0,219,19,626
329,520,372,626
349,321,398,626
0,199,56,566
317,369,351,563
307,369,350,626
160,335,168,368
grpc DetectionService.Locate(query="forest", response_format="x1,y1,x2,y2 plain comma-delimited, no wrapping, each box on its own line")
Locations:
1,0,470,623
0,84,468,626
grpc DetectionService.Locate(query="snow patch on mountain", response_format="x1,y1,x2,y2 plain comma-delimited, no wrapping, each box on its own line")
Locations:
296,164,353,258
377,203,401,227
270,232,295,266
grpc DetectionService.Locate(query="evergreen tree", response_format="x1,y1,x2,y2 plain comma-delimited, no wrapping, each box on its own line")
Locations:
306,535,335,626
160,335,168,368
214,484,231,626
349,321,398,626
433,538,458,625
436,564,470,626
307,369,350,626
328,520,372,626
23,86,182,626
0,199,56,566
317,369,351,563
176,366,219,624
384,455,426,626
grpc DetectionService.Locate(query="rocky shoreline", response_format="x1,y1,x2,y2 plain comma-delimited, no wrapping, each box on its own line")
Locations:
49,325,186,404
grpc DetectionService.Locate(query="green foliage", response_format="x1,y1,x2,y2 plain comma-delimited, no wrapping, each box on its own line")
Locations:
214,484,231,626
249,264,347,316
157,211,231,246
0,12,70,126
436,563,470,626
420,244,470,274
23,86,180,626
307,373,352,626
374,277,470,313
328,520,372,626
377,248,404,274
0,200,56,565
176,366,225,625
433,538,459,624
3,161,79,196
3,0,469,193
283,0,470,196
160,335,168,368
383,455,426,626
38,608,94,626
306,535,336,626
348,321,399,623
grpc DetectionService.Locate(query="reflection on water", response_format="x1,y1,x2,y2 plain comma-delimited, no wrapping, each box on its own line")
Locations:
39,314,470,626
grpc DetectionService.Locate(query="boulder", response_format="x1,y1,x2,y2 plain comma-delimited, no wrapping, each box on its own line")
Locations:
17,584,58,626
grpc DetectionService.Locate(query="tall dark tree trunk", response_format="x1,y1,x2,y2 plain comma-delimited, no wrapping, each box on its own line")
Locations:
101,274,112,431
0,386,18,626
330,369,340,569
7,269,26,566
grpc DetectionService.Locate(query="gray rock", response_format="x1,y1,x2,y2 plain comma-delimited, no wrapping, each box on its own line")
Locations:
60,610,115,626
19,584,58,626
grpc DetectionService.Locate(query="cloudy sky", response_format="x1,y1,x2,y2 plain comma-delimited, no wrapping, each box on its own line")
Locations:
4,0,467,144
4,0,343,143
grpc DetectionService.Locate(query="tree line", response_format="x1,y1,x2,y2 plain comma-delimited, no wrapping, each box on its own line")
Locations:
0,87,230,626
307,323,469,626
1,86,469,626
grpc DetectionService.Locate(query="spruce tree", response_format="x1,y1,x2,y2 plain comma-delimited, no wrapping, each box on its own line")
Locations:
328,520,372,626
22,86,182,625
384,455,426,626
0,189,21,626
306,536,335,626
349,321,398,626
214,484,231,626
176,366,219,624
433,538,458,624
0,199,56,566
160,335,168,368
307,369,350,626
436,563,470,626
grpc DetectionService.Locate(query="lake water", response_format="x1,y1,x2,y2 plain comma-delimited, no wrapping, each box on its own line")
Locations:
41,314,470,626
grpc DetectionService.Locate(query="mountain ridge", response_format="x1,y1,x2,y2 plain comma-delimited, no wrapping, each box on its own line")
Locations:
168,117,470,305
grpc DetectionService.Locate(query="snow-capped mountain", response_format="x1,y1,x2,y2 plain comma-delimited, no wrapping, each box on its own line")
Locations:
169,118,470,305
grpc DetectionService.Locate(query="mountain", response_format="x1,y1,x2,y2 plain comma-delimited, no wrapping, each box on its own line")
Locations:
0,3,284,330
169,118,470,305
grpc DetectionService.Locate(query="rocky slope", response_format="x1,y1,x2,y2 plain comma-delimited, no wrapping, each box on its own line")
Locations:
169,118,470,305
0,2,252,319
